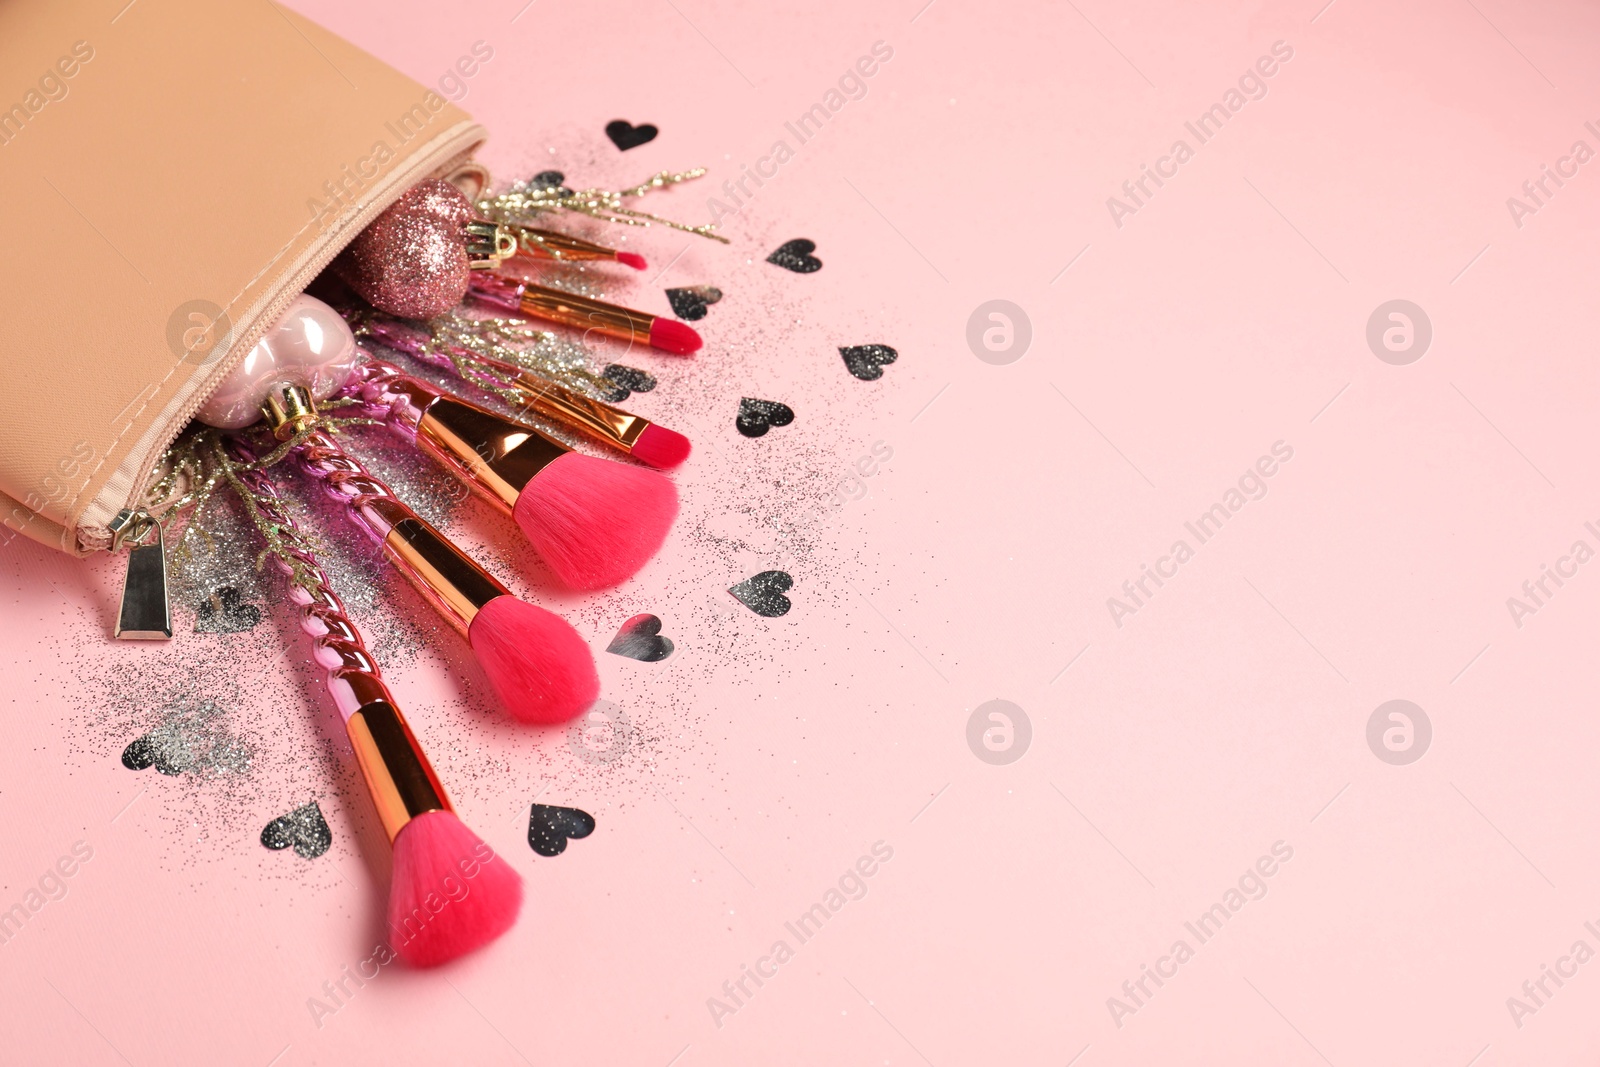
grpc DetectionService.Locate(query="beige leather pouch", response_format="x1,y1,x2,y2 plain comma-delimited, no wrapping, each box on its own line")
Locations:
0,1,488,555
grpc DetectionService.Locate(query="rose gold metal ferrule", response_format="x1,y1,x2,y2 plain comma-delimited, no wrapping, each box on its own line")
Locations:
375,376,570,516
518,284,654,348
505,376,651,453
511,225,625,263
376,503,510,639
345,699,451,842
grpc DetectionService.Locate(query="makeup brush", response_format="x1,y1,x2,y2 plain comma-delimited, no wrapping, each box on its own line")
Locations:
283,409,600,723
225,437,521,968
468,272,702,356
196,294,598,723
358,314,691,470
344,357,678,591
507,224,648,270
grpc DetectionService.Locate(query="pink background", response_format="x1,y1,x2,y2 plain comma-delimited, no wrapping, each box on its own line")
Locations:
6,0,1600,1063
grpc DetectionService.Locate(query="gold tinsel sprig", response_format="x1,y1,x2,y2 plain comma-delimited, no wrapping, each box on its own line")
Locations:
476,168,730,244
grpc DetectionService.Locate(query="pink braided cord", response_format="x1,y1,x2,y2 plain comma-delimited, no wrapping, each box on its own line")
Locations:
223,436,394,722
290,423,415,543
335,357,431,439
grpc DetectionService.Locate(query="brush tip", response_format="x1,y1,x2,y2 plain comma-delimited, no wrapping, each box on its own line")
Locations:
468,595,600,723
615,251,648,270
648,317,702,355
515,452,678,589
630,423,692,469
388,810,522,968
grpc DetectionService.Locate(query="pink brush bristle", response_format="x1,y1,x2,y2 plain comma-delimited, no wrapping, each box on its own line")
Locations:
647,317,702,355
388,810,523,968
615,251,648,270
630,423,692,469
468,595,599,723
514,452,678,590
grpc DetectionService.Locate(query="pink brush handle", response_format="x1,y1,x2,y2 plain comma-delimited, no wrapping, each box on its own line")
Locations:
224,437,395,723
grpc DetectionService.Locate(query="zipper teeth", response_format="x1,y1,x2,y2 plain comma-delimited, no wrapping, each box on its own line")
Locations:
93,125,488,551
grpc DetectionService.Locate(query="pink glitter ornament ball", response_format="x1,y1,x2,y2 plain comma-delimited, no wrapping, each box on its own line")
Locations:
333,179,476,318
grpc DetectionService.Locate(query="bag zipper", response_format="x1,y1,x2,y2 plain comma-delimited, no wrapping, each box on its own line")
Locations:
79,122,489,553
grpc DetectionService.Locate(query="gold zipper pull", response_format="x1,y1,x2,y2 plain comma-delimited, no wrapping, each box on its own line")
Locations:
110,507,172,640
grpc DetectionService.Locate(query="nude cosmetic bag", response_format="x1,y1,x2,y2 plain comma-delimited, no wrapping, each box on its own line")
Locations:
0,1,489,555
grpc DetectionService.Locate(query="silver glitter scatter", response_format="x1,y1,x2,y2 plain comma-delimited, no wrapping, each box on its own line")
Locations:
169,490,274,615
119,700,253,777
358,310,623,407
494,255,612,301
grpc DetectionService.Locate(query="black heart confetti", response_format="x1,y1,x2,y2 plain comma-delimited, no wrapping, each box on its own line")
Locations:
121,734,165,773
766,238,821,274
606,614,675,662
736,397,795,438
605,120,658,151
603,364,657,397
729,571,794,617
194,586,262,634
665,285,723,321
840,344,899,382
528,804,596,857
260,801,332,859
593,379,630,403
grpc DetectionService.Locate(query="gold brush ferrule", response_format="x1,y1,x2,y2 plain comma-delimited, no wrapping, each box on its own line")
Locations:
413,395,569,515
507,377,650,452
344,699,452,842
464,220,517,269
519,284,653,346
513,225,622,262
262,383,318,440
373,498,510,638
